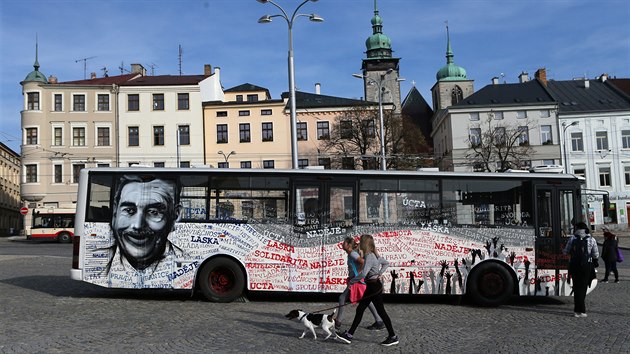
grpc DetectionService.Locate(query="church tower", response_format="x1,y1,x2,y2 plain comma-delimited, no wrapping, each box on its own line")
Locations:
358,0,402,113
430,23,473,111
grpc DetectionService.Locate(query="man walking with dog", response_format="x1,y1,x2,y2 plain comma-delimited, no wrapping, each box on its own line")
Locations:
336,236,385,331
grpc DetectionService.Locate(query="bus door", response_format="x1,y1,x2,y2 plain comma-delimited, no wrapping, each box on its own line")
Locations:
534,184,579,294
293,177,356,291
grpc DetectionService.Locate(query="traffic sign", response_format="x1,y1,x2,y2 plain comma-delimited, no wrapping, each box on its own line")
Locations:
20,207,29,215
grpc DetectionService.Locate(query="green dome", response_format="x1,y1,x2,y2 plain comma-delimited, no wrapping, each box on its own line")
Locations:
24,68,48,83
366,33,391,52
436,63,467,81
371,14,382,26
365,6,392,59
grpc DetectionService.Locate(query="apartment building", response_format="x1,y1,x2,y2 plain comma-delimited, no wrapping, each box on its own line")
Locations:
0,142,21,234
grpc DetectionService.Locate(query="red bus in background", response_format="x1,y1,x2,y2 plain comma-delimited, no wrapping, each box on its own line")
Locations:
28,208,75,243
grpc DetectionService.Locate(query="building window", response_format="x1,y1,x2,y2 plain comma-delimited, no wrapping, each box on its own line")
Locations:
73,94,86,111
54,165,62,184
518,126,529,145
362,120,376,138
297,122,308,140
340,120,352,139
53,127,63,146
72,164,85,183
261,109,272,116
153,126,165,146
128,94,139,111
217,111,228,117
451,86,463,105
318,158,331,169
178,125,190,145
574,168,586,183
298,159,309,169
128,127,139,146
625,166,630,185
97,163,109,168
73,127,86,146
543,159,555,166
97,127,110,146
596,131,609,150
516,110,528,119
180,161,190,168
494,127,506,145
566,132,583,152
236,95,243,102
97,94,109,111
239,110,250,116
622,130,630,149
240,123,251,143
25,164,37,183
178,93,189,110
342,157,355,170
262,122,273,142
540,110,551,118
54,94,63,111
493,111,504,120
317,121,330,140
242,201,254,219
217,124,228,143
241,161,252,168
153,94,164,110
247,94,258,102
154,162,165,168
469,128,481,147
26,128,38,145
469,112,480,121
27,92,40,110
218,162,229,168
541,125,552,144
599,166,611,187
263,160,274,169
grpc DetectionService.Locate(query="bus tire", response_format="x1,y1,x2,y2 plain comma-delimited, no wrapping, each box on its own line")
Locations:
198,257,245,303
57,232,72,243
467,262,513,307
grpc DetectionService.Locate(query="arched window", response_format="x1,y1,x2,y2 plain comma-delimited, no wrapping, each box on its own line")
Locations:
451,86,463,105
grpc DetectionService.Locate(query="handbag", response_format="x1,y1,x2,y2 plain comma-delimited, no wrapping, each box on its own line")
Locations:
617,247,624,262
349,282,366,303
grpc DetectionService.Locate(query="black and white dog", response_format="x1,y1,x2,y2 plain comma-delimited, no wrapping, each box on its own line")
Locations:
285,309,337,340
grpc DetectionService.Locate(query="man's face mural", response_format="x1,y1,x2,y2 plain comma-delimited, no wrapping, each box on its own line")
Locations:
112,179,179,270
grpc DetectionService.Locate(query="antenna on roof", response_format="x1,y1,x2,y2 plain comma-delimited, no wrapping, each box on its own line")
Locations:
75,56,97,79
101,67,108,77
178,44,183,76
148,63,158,76
119,61,130,75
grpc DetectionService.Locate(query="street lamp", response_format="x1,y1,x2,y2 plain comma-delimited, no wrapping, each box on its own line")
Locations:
352,70,405,170
218,150,236,168
562,121,578,173
257,0,323,169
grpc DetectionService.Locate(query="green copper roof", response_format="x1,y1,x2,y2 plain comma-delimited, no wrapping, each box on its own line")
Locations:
365,0,392,59
24,40,48,83
436,24,467,81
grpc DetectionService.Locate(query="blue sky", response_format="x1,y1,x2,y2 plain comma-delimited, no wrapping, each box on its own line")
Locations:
1,0,628,153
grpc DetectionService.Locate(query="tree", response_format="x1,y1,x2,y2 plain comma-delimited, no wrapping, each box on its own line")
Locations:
465,114,535,172
318,104,431,170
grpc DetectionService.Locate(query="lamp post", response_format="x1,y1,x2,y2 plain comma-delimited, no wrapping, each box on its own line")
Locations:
352,70,405,170
218,150,236,168
562,121,578,173
257,0,323,169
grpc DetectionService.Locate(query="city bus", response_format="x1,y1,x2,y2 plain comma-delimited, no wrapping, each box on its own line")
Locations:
28,207,75,243
71,167,590,306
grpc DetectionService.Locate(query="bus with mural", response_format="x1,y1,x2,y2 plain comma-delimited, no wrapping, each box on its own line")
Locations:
70,167,589,306
28,207,75,243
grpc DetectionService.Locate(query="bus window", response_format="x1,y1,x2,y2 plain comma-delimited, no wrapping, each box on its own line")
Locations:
559,190,575,237
86,174,113,222
180,175,209,220
330,186,354,227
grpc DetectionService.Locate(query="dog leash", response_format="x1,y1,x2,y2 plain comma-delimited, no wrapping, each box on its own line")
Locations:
309,287,383,314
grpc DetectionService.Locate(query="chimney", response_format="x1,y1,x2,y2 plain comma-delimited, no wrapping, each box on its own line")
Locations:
48,75,58,84
204,64,212,76
315,82,321,94
214,66,220,78
90,72,97,80
599,73,608,82
535,68,547,86
518,71,529,83
584,80,590,89
491,77,499,85
131,63,146,76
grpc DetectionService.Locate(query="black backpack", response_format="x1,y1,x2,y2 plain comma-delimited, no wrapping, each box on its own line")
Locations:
569,236,591,270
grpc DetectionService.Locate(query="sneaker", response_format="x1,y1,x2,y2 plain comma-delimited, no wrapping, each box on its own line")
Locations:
336,331,352,344
381,335,399,346
367,321,386,330
574,312,587,318
574,312,581,317
614,279,620,283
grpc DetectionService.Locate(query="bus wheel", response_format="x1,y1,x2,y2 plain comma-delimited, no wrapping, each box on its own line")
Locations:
198,257,245,302
467,262,513,307
57,232,72,243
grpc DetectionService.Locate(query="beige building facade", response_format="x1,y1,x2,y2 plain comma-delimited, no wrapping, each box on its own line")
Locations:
0,142,21,234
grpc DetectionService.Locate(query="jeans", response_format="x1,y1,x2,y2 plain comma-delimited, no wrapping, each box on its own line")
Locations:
348,279,395,338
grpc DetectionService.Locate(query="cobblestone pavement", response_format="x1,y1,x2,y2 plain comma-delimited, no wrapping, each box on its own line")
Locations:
1,240,628,353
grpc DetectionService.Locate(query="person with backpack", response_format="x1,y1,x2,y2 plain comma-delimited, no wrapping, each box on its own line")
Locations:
336,237,385,331
601,226,620,283
563,222,599,317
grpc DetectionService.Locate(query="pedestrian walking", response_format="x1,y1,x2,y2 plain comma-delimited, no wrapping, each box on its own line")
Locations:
601,226,620,283
563,222,599,317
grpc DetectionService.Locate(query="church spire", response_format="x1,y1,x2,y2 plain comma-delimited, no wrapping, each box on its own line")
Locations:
445,21,454,65
436,22,467,81
33,34,40,71
365,0,392,59
23,35,48,83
